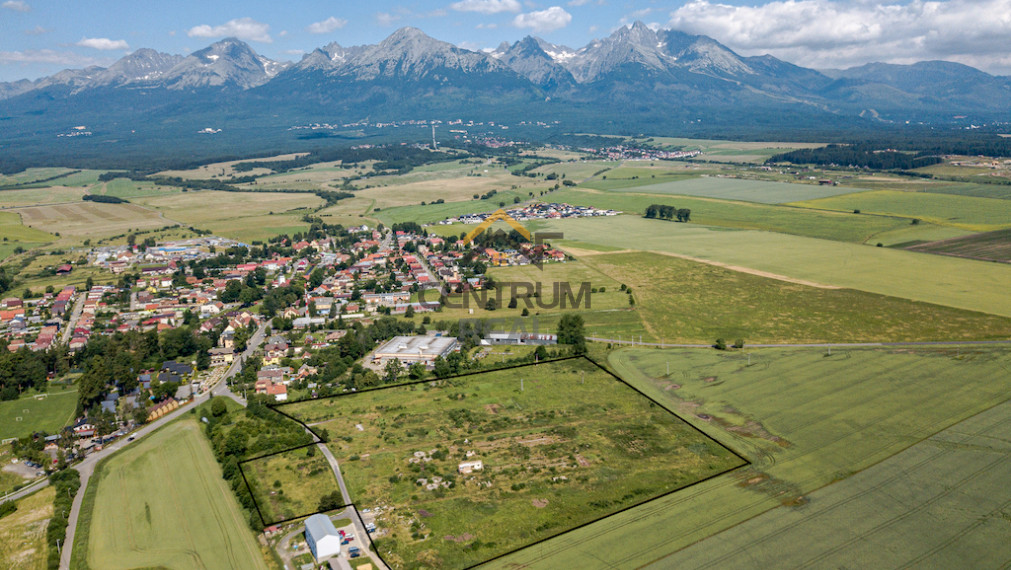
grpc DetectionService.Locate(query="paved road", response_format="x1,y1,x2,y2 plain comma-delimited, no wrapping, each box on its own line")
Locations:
318,444,351,505
59,292,86,345
0,477,48,505
58,321,267,569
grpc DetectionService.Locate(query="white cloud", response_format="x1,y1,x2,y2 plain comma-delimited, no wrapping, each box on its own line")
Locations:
476,22,498,29
513,6,572,33
669,0,1011,74
188,17,273,43
0,49,100,66
307,16,348,34
376,12,400,26
76,37,129,51
2,1,30,12
567,0,589,6
451,0,521,14
24,25,48,35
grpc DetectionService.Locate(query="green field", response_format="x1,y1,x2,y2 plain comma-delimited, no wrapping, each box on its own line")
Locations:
96,178,180,199
242,445,342,524
0,211,55,258
281,358,744,570
490,346,1011,568
0,485,53,570
905,228,1011,262
536,215,1011,318
549,188,909,243
791,189,1011,231
0,388,78,440
578,251,1011,343
661,396,1011,568
74,420,268,570
616,177,860,204
922,182,1011,201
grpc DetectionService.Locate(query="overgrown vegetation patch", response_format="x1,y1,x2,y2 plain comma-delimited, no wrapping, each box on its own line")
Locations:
276,357,746,570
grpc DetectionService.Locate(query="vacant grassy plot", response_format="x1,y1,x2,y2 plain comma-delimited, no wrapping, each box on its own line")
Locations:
638,136,824,163
281,358,744,570
791,189,1011,231
490,346,1011,569
580,251,1011,343
242,446,342,524
0,167,75,186
0,485,53,570
662,396,1011,568
549,188,909,243
624,176,860,204
16,201,170,239
0,388,79,440
536,215,1011,317
374,189,534,226
78,420,267,570
157,152,307,180
862,223,971,247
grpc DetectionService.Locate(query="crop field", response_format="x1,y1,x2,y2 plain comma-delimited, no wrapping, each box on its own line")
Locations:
790,189,1011,231
279,358,745,570
16,201,170,239
242,446,342,524
76,420,267,570
922,182,1011,201
157,152,307,179
374,188,535,225
577,251,1011,343
133,190,323,240
94,178,180,199
548,188,910,243
0,186,87,207
623,176,860,204
0,485,53,570
535,215,1011,317
662,396,1011,568
906,228,1011,262
489,346,1011,569
0,211,54,257
861,223,971,247
636,136,825,163
0,388,79,440
0,167,75,186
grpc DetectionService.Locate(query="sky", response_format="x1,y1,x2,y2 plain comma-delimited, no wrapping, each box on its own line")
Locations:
2,0,1011,82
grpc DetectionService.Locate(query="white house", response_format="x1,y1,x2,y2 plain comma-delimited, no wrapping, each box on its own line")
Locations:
304,514,341,560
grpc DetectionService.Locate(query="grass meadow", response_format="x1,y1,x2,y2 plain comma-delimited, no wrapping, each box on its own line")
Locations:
579,251,1011,343
16,201,170,240
282,358,743,570
0,485,53,570
790,189,1011,231
0,211,54,259
536,215,1011,318
619,176,860,204
488,346,1011,569
0,388,78,441
72,419,267,570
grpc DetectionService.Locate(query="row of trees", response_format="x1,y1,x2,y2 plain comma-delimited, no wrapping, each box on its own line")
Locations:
644,204,691,222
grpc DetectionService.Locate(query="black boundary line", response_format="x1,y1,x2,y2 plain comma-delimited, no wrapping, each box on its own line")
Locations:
238,355,750,569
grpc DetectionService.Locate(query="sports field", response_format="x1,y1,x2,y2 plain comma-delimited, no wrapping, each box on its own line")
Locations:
620,177,859,204
489,346,1011,568
791,189,1011,231
0,388,78,440
661,396,1011,568
242,445,342,524
577,251,1011,343
0,485,53,570
77,420,267,570
280,358,744,569
536,215,1011,317
16,201,170,239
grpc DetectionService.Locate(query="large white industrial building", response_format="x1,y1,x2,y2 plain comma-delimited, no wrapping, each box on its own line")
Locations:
372,334,458,366
304,513,342,560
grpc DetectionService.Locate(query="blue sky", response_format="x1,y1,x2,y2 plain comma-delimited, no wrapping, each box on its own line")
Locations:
2,0,1010,81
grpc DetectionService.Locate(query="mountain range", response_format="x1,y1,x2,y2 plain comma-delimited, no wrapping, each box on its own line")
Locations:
2,23,1009,167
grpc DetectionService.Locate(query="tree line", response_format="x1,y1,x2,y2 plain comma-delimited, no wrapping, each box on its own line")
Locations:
644,204,691,222
767,144,943,170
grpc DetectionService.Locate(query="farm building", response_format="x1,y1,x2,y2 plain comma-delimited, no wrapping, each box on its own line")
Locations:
481,332,557,346
372,334,458,366
304,513,342,561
